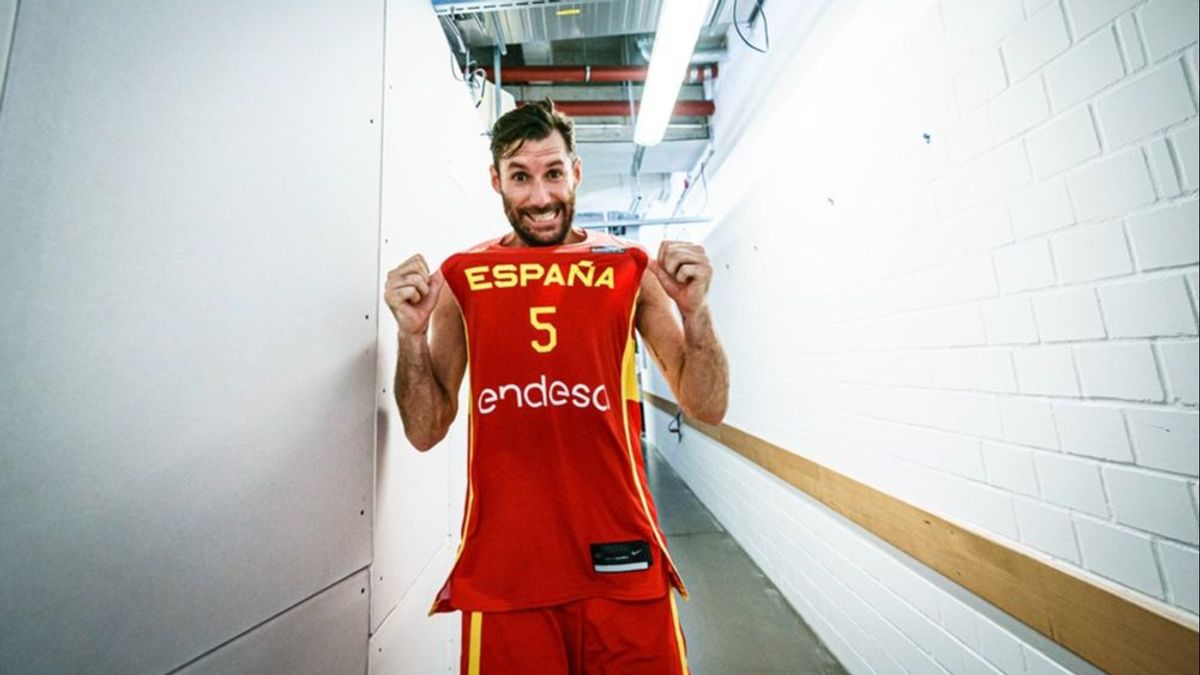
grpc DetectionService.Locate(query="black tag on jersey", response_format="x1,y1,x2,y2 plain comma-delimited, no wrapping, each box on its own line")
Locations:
590,245,627,254
591,540,652,573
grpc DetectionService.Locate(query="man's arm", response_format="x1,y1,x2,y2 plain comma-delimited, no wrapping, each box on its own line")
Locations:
636,241,729,425
384,254,468,451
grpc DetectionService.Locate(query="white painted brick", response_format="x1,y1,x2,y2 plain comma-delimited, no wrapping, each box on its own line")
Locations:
1027,107,1102,177
955,48,1009,112
1009,178,1076,238
1126,406,1200,474
1098,275,1199,337
974,141,1034,202
1146,136,1184,197
1024,646,1075,675
991,75,1052,140
983,296,1040,344
1066,150,1157,221
1158,540,1200,613
934,165,980,216
1014,497,1082,562
999,396,1060,448
1075,516,1165,596
1158,340,1199,405
1116,14,1148,71
1004,3,1072,81
1065,0,1142,38
982,441,1041,495
930,305,989,347
962,481,1022,539
961,646,1006,675
954,392,1006,440
1054,401,1135,461
932,350,974,390
961,204,1015,252
994,240,1057,292
1170,123,1199,188
974,617,1027,675
1075,342,1166,401
935,595,978,647
969,348,1019,393
1032,287,1107,342
1138,0,1200,60
1190,270,1200,314
1051,221,1134,283
950,107,998,168
1045,28,1128,110
1104,465,1200,542
1191,46,1199,102
1036,453,1110,516
1025,0,1057,16
1127,199,1200,270
1096,59,1198,148
1014,346,1081,396
964,0,1028,51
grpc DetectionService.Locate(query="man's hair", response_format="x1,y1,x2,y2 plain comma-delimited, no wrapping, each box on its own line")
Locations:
490,99,576,168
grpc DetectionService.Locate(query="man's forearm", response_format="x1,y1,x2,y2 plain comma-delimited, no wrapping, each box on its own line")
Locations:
394,334,455,450
676,304,729,425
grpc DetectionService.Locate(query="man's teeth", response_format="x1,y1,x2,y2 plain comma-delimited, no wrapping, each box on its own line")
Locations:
528,209,558,222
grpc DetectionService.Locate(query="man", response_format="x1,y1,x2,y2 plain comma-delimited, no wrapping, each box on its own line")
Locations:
384,101,728,674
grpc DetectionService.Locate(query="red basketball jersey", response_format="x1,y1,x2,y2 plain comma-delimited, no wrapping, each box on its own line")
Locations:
430,232,686,614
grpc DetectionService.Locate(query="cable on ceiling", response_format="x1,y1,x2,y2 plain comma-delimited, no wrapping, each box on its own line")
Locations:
732,0,769,54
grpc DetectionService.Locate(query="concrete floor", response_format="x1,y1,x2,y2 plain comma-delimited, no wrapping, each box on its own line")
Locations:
646,446,848,675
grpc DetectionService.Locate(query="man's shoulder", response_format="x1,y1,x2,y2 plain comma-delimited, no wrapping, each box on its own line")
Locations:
458,235,507,254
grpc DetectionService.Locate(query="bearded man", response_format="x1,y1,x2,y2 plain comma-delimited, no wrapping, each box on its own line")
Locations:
384,100,728,674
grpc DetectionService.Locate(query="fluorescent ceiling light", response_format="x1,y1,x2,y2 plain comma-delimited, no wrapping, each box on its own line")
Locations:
634,0,710,147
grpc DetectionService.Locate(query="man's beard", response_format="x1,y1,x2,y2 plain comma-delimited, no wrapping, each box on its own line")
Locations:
501,191,576,247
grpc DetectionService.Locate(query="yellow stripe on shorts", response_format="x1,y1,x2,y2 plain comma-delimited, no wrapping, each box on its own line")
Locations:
669,593,690,674
468,612,483,675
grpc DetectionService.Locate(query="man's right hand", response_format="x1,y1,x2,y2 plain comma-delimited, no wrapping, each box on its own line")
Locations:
384,254,445,336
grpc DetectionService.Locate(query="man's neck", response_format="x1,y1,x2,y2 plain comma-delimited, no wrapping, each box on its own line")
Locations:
501,227,588,248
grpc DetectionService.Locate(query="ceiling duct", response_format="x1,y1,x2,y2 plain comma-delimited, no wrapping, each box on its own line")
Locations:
435,0,665,48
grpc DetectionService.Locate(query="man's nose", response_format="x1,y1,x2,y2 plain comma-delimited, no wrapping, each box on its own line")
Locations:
529,179,553,206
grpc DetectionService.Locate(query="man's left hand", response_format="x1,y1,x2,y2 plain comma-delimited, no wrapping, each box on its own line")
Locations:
648,240,713,316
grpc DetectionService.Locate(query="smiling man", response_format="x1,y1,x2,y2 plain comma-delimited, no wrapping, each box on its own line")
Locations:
384,100,729,674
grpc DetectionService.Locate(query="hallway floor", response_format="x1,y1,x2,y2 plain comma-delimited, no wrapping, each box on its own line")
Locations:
646,445,848,675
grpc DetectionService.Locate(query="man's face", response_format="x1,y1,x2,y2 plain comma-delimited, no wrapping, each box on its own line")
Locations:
490,131,582,247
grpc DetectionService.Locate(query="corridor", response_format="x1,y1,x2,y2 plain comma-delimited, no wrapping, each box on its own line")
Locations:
647,445,848,674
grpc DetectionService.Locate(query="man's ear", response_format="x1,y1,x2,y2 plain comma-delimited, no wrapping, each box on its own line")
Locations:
572,156,582,186
489,164,501,194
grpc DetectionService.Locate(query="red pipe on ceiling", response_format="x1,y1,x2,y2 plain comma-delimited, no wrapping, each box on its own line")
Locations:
518,100,715,116
483,64,718,83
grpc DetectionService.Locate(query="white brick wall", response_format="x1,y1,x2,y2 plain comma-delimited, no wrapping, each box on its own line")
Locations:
1126,199,1200,269
647,0,1200,672
1095,60,1197,148
1031,287,1106,341
1026,107,1102,177
1044,27,1126,110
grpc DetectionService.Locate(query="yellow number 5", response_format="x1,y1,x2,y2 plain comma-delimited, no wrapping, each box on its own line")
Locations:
530,306,557,353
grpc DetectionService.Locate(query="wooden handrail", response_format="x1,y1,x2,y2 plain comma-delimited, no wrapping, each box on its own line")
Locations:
645,392,1199,675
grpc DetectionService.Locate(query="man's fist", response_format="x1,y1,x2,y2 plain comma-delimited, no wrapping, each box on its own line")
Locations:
384,254,445,336
648,240,712,316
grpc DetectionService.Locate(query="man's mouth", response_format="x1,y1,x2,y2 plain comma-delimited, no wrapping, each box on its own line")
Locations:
523,207,562,226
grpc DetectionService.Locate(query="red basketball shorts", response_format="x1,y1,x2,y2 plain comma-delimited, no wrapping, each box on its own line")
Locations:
459,593,689,674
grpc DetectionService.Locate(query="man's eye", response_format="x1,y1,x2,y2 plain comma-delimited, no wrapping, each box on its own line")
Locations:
547,170,563,179
511,173,527,182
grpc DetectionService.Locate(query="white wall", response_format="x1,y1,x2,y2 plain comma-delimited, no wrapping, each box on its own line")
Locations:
0,1,383,673
651,0,1199,673
368,2,506,674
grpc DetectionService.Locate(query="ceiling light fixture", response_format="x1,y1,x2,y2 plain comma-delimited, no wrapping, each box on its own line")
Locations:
555,7,582,16
634,0,710,147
